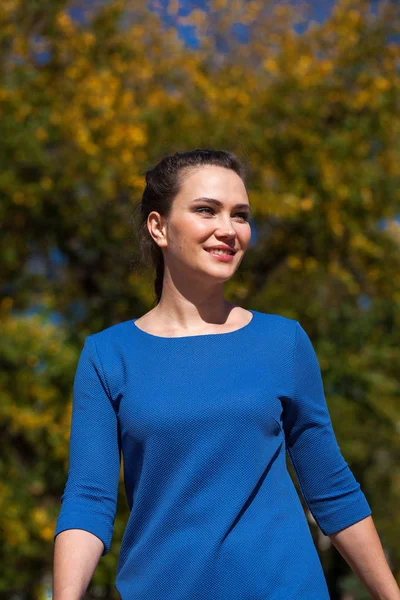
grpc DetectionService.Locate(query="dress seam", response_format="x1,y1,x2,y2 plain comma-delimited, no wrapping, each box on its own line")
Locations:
89,335,117,415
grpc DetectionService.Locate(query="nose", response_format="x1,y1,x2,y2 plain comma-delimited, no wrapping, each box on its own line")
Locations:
215,215,237,237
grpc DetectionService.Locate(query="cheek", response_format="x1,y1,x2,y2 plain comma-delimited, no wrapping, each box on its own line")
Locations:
169,217,207,251
182,215,213,239
237,224,251,244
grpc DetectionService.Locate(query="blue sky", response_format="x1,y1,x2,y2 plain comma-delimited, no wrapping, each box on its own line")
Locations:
145,0,381,47
150,0,338,47
69,1,383,47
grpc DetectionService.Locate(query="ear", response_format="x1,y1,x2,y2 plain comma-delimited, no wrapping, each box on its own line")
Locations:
147,211,168,249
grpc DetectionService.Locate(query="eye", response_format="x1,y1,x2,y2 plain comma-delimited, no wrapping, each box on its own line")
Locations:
236,213,250,222
195,207,249,221
195,207,214,215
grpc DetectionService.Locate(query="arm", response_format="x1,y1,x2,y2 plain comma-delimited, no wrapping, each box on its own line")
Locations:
281,321,398,596
53,530,103,600
282,321,372,536
53,336,121,599
329,516,400,600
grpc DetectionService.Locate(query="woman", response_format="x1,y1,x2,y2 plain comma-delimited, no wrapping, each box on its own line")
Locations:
53,149,400,599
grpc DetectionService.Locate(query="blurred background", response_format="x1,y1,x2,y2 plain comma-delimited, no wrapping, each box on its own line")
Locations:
1,0,400,598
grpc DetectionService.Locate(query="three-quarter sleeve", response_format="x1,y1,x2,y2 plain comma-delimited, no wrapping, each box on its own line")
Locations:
282,321,372,536
54,335,121,556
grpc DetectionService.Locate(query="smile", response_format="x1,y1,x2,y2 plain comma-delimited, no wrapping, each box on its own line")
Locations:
205,249,235,255
204,249,235,262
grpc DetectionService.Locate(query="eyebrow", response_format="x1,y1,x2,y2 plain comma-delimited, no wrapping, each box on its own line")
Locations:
190,197,252,212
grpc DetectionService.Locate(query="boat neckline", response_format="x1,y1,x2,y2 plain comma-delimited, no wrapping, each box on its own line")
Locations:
131,309,256,340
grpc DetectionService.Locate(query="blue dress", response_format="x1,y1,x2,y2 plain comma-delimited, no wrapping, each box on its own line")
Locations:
54,310,371,599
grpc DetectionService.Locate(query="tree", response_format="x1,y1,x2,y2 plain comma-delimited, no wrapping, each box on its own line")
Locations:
1,0,400,597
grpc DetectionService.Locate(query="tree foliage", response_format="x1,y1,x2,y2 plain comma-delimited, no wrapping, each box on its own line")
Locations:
1,0,400,597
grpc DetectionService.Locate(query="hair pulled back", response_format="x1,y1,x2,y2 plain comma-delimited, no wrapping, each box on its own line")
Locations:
132,148,249,307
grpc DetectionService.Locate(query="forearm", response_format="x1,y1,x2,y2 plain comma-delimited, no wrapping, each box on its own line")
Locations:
329,515,400,600
53,529,104,599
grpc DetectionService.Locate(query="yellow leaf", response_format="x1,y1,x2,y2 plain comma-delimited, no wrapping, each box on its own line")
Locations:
56,11,75,34
375,77,390,92
263,58,278,73
167,0,180,16
295,55,312,77
35,127,48,141
212,0,228,9
287,256,302,270
32,507,48,526
40,525,55,542
300,198,314,211
40,177,53,190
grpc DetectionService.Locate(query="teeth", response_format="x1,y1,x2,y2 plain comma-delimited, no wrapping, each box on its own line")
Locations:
208,249,233,255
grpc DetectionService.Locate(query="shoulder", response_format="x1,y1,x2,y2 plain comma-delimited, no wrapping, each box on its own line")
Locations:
253,312,315,356
88,319,134,347
83,319,136,407
86,318,136,370
253,309,298,340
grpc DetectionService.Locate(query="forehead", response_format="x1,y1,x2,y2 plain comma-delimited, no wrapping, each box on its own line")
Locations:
178,165,247,198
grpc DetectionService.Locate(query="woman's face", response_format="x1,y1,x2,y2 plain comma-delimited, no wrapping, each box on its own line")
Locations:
151,165,252,283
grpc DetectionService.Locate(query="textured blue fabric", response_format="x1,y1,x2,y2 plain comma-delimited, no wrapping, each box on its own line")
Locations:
54,309,372,599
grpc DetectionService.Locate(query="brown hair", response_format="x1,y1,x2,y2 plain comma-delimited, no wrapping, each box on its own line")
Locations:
131,148,249,307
